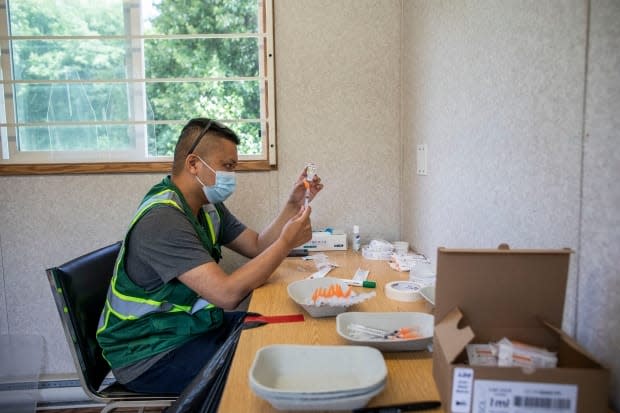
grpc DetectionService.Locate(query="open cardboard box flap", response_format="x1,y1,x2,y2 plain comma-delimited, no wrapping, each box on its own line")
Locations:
542,320,606,369
434,307,474,364
435,245,572,345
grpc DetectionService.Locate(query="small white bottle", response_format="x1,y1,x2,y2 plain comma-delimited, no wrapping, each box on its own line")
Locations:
352,225,361,252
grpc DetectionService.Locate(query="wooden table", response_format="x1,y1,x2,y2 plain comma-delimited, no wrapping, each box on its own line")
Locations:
217,250,443,412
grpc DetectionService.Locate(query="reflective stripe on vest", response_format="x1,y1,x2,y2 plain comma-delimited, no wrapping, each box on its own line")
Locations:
102,287,211,320
202,203,221,243
97,189,215,332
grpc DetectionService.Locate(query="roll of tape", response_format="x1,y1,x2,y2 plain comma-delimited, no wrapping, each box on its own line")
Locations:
384,281,422,302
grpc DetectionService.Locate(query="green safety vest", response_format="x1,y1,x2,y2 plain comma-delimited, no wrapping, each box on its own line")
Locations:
96,176,225,369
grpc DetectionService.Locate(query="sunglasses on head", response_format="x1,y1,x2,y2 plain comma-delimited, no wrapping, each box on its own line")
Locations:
186,118,229,155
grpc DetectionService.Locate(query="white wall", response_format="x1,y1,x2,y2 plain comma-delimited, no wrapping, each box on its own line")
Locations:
401,0,619,408
579,0,620,407
274,0,402,242
0,174,162,372
401,0,585,330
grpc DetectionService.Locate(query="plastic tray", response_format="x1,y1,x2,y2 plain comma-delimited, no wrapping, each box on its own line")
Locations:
336,312,434,352
249,344,387,411
287,277,353,318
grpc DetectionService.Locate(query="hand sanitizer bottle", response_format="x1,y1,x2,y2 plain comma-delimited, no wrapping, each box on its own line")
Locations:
352,225,361,252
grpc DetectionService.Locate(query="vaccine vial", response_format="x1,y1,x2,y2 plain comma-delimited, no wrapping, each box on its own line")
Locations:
352,225,361,251
305,162,317,181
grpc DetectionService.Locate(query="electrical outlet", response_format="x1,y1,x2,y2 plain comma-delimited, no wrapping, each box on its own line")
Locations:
417,144,427,175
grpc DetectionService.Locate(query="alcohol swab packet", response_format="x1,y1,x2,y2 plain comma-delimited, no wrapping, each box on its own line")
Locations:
352,268,369,282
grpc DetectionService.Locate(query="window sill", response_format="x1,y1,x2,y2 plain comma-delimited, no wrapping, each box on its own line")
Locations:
0,160,274,175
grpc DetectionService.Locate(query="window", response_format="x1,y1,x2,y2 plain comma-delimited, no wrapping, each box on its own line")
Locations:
0,0,275,174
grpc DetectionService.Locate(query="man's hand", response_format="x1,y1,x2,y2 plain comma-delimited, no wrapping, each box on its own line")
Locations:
280,205,313,249
288,166,324,208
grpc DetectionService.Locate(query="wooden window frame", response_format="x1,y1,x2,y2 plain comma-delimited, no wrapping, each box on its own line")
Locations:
0,0,276,176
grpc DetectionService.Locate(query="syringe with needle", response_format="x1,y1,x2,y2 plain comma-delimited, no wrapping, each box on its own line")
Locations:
304,163,316,208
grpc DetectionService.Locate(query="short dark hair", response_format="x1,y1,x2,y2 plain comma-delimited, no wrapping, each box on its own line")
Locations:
172,118,240,175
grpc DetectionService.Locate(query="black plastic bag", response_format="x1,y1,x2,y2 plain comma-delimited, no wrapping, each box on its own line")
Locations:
164,317,245,413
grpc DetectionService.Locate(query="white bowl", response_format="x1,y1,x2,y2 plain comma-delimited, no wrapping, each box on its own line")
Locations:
287,277,353,318
249,344,387,410
336,312,434,352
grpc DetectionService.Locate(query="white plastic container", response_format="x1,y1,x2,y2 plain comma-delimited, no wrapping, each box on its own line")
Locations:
249,344,387,411
408,260,436,280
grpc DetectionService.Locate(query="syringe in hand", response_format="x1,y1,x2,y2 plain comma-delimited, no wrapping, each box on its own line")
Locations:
304,162,317,208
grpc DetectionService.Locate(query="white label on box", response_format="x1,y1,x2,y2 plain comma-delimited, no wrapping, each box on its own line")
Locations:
452,368,474,412
472,380,577,413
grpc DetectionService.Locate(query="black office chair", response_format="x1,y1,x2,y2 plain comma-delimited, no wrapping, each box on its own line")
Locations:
46,241,176,413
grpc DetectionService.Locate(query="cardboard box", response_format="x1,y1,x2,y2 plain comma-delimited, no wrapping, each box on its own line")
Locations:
301,231,347,251
432,245,609,413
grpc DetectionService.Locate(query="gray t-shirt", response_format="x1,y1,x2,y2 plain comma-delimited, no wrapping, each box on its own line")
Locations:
113,202,246,384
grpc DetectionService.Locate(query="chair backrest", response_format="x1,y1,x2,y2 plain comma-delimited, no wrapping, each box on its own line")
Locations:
46,241,122,400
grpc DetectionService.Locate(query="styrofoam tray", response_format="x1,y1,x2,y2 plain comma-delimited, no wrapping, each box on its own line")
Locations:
336,312,434,352
287,277,353,318
249,344,386,410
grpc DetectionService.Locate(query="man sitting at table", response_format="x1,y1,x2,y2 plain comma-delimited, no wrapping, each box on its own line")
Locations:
96,118,323,394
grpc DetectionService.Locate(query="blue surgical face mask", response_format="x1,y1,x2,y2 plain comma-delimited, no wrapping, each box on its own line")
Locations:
195,157,236,203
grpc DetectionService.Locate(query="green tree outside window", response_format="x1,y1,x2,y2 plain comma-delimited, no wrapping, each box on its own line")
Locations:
4,0,267,162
